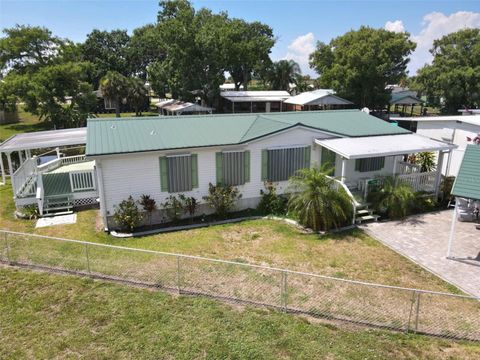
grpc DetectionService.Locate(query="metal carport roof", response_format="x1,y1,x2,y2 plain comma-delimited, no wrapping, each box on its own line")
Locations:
0,127,86,153
315,133,456,159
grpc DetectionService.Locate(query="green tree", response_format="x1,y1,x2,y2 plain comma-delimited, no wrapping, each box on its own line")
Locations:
99,71,129,118
81,29,131,87
287,166,353,232
415,29,480,114
267,59,301,91
128,24,165,79
309,26,416,108
6,61,96,128
127,77,149,116
409,152,436,172
0,25,64,74
368,177,415,219
225,18,275,90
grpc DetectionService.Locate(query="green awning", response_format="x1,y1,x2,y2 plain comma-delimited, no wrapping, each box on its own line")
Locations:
451,144,480,200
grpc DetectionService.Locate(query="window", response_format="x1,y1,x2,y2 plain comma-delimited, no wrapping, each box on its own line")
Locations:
216,151,250,186
262,146,311,182
355,157,385,173
321,146,336,175
159,154,198,193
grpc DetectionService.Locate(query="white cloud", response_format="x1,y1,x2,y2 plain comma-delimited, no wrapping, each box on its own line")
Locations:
409,11,480,74
284,32,316,75
385,20,405,33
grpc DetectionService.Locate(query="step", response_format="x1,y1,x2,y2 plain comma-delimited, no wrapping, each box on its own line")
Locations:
42,210,74,217
355,214,380,224
356,209,371,216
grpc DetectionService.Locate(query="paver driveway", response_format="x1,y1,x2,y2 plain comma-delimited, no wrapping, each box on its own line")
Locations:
361,210,480,297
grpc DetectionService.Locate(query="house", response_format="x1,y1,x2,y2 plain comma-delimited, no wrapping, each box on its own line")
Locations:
283,89,354,111
0,128,98,215
156,99,213,116
84,110,455,230
220,91,291,113
390,114,480,176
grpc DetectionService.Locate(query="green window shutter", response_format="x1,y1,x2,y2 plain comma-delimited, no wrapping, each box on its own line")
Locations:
216,152,223,185
159,157,169,192
261,149,268,181
304,146,311,168
191,154,198,188
244,150,250,183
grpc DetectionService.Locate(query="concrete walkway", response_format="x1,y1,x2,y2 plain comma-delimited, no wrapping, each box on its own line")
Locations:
360,210,480,298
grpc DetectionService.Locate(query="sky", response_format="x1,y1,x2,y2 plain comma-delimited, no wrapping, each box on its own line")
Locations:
1,0,480,76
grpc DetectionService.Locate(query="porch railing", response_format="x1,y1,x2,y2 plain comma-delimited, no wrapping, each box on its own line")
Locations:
61,155,86,165
397,171,437,193
70,170,96,192
397,161,422,175
327,175,359,224
12,157,38,197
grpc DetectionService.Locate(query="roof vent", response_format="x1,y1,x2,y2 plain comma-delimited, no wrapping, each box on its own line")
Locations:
110,124,116,130
150,130,156,136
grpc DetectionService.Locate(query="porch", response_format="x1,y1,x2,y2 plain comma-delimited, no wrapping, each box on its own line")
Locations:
0,127,98,216
315,133,457,202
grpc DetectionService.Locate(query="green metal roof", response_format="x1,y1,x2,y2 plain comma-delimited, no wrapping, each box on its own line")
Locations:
451,144,480,200
390,92,423,105
86,110,409,156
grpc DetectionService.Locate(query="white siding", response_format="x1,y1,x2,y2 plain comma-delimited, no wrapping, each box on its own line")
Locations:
98,127,335,216
416,120,480,176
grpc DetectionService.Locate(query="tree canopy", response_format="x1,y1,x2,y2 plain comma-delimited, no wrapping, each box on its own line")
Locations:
309,26,416,108
414,28,480,114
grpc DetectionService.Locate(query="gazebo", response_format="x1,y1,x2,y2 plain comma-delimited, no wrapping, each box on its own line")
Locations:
389,90,424,117
284,89,354,111
447,144,480,258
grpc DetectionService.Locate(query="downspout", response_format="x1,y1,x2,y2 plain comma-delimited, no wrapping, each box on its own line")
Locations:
95,160,109,231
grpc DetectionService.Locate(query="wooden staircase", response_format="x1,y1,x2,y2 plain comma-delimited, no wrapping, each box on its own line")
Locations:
355,203,380,224
42,195,74,217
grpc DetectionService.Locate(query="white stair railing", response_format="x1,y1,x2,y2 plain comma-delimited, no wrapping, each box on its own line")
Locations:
12,157,38,197
327,175,360,225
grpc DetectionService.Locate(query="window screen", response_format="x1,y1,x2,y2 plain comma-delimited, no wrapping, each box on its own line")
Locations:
222,151,247,186
355,157,385,173
267,147,308,182
321,146,336,175
167,155,192,192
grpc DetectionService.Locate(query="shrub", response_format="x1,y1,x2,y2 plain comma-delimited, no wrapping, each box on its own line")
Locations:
113,196,142,232
368,177,415,219
162,195,185,223
22,204,39,220
180,195,198,218
257,182,287,215
203,183,242,218
440,176,455,205
139,194,157,226
409,152,436,172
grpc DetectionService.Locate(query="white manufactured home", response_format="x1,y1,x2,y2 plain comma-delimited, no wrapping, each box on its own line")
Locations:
83,110,455,230
392,114,480,176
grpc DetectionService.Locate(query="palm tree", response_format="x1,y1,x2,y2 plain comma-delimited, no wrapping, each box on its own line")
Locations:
127,78,148,116
268,60,302,91
287,166,354,232
100,71,128,118
368,177,415,219
414,152,436,172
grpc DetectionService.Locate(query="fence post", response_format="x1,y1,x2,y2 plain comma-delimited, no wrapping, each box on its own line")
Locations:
406,290,417,332
176,256,181,294
281,271,288,313
4,232,11,263
414,292,422,333
85,242,91,274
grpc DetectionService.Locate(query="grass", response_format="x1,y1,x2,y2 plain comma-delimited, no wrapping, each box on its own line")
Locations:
1,267,480,360
0,107,48,142
0,181,461,293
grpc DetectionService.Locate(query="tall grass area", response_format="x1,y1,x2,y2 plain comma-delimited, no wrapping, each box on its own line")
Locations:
1,267,479,359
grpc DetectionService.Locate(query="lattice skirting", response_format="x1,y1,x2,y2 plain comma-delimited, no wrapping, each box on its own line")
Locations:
73,197,99,208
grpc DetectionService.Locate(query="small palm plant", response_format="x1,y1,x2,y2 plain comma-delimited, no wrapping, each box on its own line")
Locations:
409,152,436,172
368,177,415,219
287,166,353,232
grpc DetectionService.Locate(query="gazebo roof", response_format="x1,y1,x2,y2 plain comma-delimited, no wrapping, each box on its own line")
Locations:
451,144,480,200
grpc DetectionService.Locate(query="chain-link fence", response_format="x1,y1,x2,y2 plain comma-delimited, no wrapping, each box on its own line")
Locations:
1,230,479,341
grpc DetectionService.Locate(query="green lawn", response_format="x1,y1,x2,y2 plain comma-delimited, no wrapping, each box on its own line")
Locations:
0,107,48,142
1,267,479,360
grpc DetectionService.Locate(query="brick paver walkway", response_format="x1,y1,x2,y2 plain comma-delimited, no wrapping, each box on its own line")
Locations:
361,210,480,297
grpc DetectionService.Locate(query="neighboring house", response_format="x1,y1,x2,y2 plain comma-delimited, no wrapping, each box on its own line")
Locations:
219,83,244,91
94,89,150,114
0,128,98,216
84,110,454,230
389,90,424,117
284,89,354,111
391,114,480,176
156,99,213,115
220,91,291,113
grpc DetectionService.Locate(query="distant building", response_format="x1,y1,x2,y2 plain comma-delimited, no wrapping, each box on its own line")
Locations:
220,91,291,113
284,89,354,111
156,99,213,115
